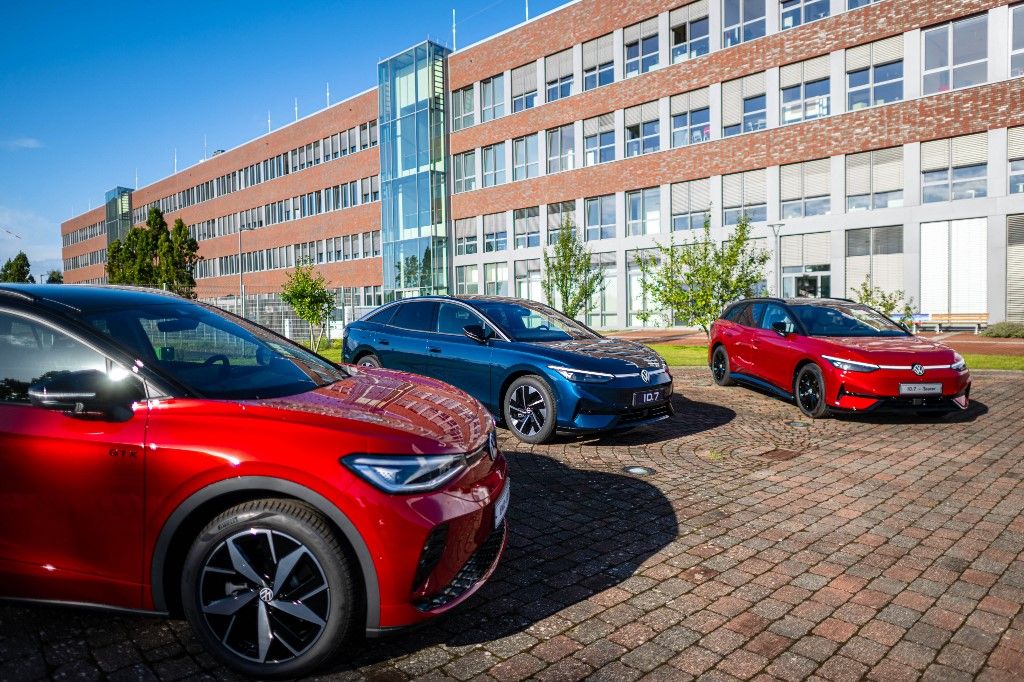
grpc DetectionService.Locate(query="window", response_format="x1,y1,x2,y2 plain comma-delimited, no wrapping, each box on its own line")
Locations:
545,49,574,102
437,303,485,335
625,102,660,157
670,2,710,63
670,88,711,147
546,125,575,173
513,135,539,180
627,249,662,326
484,213,508,252
453,86,474,130
0,313,115,404
845,226,904,298
781,56,831,125
780,232,831,298
848,0,881,8
920,219,988,319
482,142,506,187
481,74,505,122
1010,127,1024,195
1008,215,1024,321
846,147,904,211
921,133,988,203
922,14,988,95
722,73,766,137
1014,5,1024,78
586,253,618,328
585,195,616,241
514,259,543,301
780,159,831,218
456,265,479,294
624,18,659,77
723,0,766,47
547,201,577,244
390,301,438,331
453,151,476,193
626,187,661,236
484,262,509,296
583,34,614,91
583,114,615,166
671,178,711,230
846,37,904,111
455,218,478,255
511,62,537,113
514,207,541,248
781,0,828,31
723,169,767,224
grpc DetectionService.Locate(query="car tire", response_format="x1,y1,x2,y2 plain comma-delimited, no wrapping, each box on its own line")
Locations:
794,364,831,419
503,375,557,444
181,499,354,679
356,353,381,368
710,345,735,386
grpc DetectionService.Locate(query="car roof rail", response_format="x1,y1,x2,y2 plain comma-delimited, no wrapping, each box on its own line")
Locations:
0,286,36,302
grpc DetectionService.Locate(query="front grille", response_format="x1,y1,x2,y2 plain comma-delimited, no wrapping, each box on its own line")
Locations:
617,402,674,425
413,522,506,612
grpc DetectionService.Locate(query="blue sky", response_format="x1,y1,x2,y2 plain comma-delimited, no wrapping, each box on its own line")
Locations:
0,0,567,277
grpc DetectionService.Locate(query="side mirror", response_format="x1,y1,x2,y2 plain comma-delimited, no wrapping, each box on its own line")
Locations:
463,324,490,344
772,321,791,337
28,369,144,422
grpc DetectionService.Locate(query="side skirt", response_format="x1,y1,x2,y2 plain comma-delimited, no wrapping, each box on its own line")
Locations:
730,373,794,401
0,596,169,618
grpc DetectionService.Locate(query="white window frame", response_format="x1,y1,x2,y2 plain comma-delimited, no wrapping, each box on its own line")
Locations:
481,75,505,122
482,143,505,187
723,0,766,48
922,15,989,96
585,195,616,241
513,135,539,181
626,187,661,236
546,125,575,174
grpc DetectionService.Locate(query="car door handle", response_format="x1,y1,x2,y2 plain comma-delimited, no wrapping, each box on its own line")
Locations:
426,346,441,353
376,339,390,345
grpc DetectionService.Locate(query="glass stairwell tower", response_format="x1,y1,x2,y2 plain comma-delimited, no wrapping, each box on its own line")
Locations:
377,41,451,300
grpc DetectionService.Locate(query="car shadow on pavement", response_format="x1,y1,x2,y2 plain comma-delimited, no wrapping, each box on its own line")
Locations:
555,394,736,447
337,451,679,671
842,398,988,425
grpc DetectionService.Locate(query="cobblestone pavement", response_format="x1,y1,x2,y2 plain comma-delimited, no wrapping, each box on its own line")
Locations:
3,368,1024,681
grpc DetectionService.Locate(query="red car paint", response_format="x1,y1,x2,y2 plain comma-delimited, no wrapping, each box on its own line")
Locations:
0,285,507,638
709,298,971,413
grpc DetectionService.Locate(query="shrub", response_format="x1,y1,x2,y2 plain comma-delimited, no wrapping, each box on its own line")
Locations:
981,321,1024,338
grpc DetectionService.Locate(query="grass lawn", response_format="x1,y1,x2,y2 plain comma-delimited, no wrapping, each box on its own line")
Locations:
311,342,1024,372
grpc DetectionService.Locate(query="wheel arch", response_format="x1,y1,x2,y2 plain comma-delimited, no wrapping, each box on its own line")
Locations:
150,477,379,632
496,367,553,415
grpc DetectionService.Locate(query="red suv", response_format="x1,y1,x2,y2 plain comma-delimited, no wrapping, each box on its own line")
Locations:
0,285,509,677
709,298,971,418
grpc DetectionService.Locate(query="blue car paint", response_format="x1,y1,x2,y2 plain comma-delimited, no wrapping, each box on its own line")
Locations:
343,296,674,435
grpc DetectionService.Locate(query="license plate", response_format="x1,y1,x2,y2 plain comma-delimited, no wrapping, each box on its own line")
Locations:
633,389,664,406
899,383,942,396
493,482,510,529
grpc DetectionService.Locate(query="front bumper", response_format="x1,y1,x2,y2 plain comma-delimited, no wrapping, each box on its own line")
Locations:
827,367,971,412
553,371,676,433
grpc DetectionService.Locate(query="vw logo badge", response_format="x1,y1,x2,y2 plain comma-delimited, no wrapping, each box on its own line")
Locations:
912,364,925,376
259,587,274,603
640,369,651,383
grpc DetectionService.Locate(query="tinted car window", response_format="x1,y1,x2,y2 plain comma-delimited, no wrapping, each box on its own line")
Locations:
791,303,907,337
437,303,485,335
760,304,796,333
86,303,346,399
0,312,126,404
470,300,598,342
734,302,765,328
389,302,437,332
364,306,396,325
722,304,746,322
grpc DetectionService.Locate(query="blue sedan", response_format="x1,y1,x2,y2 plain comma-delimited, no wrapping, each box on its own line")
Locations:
342,296,674,443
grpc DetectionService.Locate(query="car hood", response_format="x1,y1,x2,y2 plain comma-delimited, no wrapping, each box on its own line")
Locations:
528,337,665,372
820,335,957,365
247,367,492,454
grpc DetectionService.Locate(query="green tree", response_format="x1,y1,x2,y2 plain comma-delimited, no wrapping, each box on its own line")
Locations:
45,270,63,284
540,217,604,319
106,208,201,296
851,275,915,327
0,251,35,283
635,214,770,336
160,218,200,298
281,260,335,352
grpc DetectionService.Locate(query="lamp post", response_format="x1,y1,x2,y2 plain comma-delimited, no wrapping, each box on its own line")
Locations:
767,222,785,297
237,225,255,319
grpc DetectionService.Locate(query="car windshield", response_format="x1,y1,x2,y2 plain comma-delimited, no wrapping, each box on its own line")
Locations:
790,302,909,337
85,302,347,399
469,300,598,342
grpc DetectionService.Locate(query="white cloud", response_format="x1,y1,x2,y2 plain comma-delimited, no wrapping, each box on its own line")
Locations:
0,205,62,273
2,137,43,150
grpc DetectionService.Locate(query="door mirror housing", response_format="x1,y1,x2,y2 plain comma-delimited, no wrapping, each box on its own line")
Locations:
771,321,792,337
28,369,144,422
462,324,491,344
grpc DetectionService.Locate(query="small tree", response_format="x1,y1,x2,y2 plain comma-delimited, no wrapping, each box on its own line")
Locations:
541,217,604,319
159,218,201,298
851,276,915,327
281,260,335,352
635,214,770,336
45,270,63,284
0,251,34,283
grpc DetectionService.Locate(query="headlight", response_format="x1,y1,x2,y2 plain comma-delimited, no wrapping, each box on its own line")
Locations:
822,355,879,373
548,365,614,383
951,353,967,371
342,454,467,493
